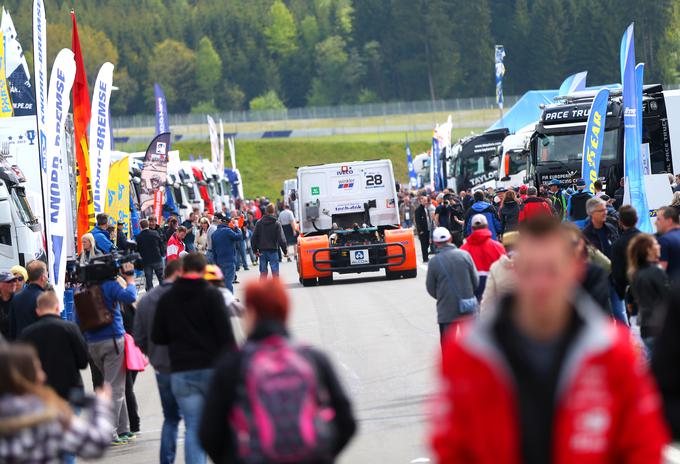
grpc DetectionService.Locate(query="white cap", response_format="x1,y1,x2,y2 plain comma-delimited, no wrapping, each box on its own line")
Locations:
471,214,488,227
432,227,452,243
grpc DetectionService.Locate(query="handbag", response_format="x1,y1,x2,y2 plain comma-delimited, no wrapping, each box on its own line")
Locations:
124,333,149,371
74,285,113,331
436,254,479,315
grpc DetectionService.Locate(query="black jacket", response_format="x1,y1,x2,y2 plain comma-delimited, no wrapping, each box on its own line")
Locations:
630,263,669,338
414,204,430,235
568,191,592,221
152,277,235,372
499,200,520,233
9,283,44,340
136,228,164,266
199,320,357,464
581,262,612,315
252,215,286,253
610,227,641,299
583,221,619,259
20,315,88,400
652,284,680,440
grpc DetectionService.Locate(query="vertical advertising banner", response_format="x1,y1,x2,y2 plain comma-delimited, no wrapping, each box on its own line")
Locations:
0,33,13,117
88,62,114,215
2,8,35,115
33,0,48,256
494,45,505,110
154,82,169,139
581,88,609,193
558,71,588,96
207,115,219,167
71,10,96,249
219,118,225,173
228,135,236,171
620,23,652,233
406,142,417,188
139,132,170,218
46,48,76,302
431,135,440,192
105,156,130,238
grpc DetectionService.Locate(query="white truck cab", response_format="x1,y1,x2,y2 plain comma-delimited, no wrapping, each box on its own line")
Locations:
497,123,536,189
0,157,45,268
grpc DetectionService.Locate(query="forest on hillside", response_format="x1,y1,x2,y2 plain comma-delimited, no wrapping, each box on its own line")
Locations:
4,0,680,115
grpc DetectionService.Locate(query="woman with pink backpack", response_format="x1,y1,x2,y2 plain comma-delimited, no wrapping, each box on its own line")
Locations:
199,278,357,464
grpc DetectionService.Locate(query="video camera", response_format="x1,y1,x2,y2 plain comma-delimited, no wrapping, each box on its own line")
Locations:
66,251,142,286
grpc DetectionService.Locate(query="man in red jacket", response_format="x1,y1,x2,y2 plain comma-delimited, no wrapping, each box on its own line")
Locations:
166,226,187,261
461,214,506,300
432,216,669,464
518,186,553,223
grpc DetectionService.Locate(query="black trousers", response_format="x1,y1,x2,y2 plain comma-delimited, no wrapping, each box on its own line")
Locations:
126,370,140,432
418,232,430,262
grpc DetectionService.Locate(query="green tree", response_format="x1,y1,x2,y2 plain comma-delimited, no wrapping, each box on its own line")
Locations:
195,36,223,101
148,39,197,112
265,0,298,58
249,90,286,110
308,36,364,105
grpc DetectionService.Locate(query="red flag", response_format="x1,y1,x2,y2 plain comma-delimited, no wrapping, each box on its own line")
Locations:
71,10,94,252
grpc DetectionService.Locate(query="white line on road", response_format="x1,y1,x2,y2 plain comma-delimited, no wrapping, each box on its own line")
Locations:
410,458,431,463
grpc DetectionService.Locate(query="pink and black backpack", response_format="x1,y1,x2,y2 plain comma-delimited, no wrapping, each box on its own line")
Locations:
230,336,336,463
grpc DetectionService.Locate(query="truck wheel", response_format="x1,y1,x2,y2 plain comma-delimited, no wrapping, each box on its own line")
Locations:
402,269,417,279
301,278,317,287
385,270,400,280
318,275,333,285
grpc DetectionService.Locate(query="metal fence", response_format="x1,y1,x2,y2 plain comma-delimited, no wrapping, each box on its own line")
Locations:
111,95,520,130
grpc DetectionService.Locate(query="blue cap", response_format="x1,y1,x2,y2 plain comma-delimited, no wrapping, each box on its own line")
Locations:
575,178,586,187
549,178,561,186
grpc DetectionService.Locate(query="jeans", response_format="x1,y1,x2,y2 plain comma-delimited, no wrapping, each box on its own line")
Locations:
144,262,164,291
218,262,235,293
259,250,280,277
610,286,629,326
206,250,214,264
246,241,257,264
156,372,181,464
235,240,249,270
88,337,128,436
170,369,214,464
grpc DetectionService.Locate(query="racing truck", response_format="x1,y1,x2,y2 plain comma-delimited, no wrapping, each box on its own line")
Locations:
446,128,510,193
296,160,417,286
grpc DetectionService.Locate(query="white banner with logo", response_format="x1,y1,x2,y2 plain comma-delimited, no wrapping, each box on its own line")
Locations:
219,118,225,173
45,48,76,300
33,0,48,247
207,115,219,168
88,62,114,215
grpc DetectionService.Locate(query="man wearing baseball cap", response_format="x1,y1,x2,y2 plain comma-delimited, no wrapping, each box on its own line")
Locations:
426,227,479,345
461,214,507,300
0,272,18,339
566,178,593,228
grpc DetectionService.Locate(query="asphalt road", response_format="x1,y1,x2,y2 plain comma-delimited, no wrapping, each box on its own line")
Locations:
90,257,439,464
88,256,680,464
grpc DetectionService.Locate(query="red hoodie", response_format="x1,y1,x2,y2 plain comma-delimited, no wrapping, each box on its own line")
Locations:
460,229,506,273
518,196,553,223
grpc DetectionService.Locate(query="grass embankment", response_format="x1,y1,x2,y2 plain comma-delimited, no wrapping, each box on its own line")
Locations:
175,138,434,200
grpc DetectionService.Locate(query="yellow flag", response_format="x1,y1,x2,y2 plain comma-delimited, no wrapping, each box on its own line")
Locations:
105,156,130,241
0,34,13,117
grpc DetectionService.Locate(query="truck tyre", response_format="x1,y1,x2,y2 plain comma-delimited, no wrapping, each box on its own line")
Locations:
301,278,317,287
402,269,417,279
318,275,333,285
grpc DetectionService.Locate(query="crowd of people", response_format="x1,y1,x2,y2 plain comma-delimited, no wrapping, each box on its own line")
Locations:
3,175,680,463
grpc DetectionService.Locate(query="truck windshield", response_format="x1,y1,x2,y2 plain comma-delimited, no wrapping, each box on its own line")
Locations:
11,188,37,225
185,185,196,201
537,130,618,163
507,151,526,175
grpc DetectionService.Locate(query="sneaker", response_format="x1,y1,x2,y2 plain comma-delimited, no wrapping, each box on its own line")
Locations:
111,436,129,446
286,257,292,262
120,432,137,440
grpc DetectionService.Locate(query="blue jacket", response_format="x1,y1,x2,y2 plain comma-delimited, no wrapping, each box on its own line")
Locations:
464,201,502,240
90,226,114,254
212,224,242,266
9,283,44,340
83,280,137,343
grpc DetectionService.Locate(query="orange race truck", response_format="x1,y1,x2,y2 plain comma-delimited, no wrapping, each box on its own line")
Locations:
296,160,417,286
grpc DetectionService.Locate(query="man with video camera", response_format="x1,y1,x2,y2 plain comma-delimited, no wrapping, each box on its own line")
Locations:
81,260,138,445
